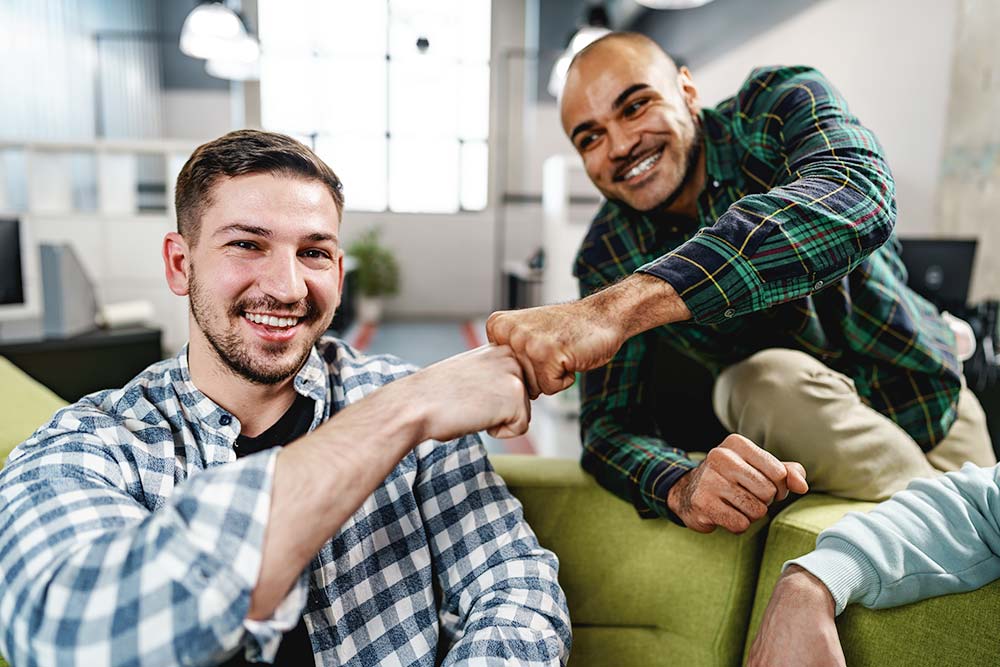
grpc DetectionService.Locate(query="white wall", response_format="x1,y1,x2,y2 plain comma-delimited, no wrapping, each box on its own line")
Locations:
684,0,959,236
161,90,234,141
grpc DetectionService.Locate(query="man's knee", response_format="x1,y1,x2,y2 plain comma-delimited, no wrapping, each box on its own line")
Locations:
715,349,840,412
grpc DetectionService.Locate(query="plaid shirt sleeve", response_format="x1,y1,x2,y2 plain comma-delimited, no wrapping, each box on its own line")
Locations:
576,275,699,524
640,67,896,324
0,411,304,667
414,433,572,666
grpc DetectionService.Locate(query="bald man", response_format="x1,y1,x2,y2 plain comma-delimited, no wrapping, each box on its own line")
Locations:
487,32,995,533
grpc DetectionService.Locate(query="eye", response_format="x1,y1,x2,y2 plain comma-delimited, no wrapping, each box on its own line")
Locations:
578,131,601,151
623,98,648,117
228,240,259,251
300,248,331,260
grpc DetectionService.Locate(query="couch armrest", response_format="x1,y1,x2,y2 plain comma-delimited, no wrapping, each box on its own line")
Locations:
0,356,67,464
744,494,1000,666
493,454,768,667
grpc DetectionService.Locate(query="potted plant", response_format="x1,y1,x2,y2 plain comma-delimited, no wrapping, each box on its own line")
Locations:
347,227,400,323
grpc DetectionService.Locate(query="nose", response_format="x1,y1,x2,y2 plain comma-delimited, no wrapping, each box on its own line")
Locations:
606,123,639,161
258,250,308,305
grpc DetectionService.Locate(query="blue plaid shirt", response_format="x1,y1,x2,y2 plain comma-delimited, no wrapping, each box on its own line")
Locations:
0,337,571,666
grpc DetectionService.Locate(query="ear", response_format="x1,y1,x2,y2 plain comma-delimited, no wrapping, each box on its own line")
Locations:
163,232,191,297
677,66,701,117
334,248,345,310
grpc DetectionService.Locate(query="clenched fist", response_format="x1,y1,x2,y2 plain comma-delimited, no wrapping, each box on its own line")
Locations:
668,434,809,533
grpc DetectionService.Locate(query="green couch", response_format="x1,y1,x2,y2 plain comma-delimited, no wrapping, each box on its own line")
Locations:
2,357,999,666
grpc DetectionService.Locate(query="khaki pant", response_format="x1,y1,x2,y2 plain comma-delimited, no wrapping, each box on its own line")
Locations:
712,349,996,501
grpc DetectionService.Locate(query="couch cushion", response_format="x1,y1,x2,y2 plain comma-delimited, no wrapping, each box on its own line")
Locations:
493,455,769,667
0,356,66,464
745,493,1000,666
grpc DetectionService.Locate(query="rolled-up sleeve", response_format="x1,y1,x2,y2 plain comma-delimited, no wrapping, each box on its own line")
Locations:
640,67,895,324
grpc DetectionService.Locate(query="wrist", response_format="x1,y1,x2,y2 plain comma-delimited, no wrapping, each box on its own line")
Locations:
372,375,434,444
666,469,694,519
779,565,837,615
590,274,691,340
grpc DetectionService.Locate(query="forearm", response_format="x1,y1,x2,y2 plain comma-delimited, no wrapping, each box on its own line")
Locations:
249,380,426,619
789,462,1000,614
586,273,691,338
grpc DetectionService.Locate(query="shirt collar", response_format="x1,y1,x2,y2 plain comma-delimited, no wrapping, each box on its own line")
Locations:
172,343,330,431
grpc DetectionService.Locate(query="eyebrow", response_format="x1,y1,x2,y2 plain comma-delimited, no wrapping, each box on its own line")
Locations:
569,83,653,142
214,223,338,245
215,223,272,238
612,83,651,110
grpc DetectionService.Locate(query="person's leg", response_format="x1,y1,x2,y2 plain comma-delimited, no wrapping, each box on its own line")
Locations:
925,384,996,472
712,349,936,502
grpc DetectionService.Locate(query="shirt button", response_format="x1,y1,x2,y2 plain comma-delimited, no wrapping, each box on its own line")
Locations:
712,180,721,188
219,414,232,426
724,308,736,318
813,280,824,290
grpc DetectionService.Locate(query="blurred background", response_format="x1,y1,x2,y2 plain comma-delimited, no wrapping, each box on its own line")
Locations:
1,0,998,456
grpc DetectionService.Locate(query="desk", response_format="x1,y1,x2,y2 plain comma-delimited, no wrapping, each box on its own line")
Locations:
0,327,163,402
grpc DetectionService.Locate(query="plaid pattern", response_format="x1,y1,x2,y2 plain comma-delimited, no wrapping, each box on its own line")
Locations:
0,337,570,666
574,66,962,521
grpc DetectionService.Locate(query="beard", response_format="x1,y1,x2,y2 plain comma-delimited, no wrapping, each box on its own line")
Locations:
649,123,703,213
187,263,332,385
613,121,703,215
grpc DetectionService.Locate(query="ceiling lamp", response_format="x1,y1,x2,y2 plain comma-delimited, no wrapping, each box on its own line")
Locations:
634,0,715,8
179,2,257,61
547,5,613,99
547,26,612,99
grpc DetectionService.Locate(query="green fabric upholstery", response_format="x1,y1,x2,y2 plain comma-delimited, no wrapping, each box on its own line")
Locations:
744,493,1000,666
493,455,769,667
0,356,66,464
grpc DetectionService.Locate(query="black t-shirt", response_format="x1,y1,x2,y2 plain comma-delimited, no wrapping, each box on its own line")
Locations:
219,392,316,667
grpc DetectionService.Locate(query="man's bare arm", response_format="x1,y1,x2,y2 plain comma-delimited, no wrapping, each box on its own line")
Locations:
248,345,529,619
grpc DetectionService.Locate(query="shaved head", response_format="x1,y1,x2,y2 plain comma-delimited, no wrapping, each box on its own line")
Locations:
559,31,704,213
569,32,679,86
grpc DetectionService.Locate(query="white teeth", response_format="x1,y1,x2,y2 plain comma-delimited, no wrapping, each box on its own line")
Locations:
244,312,299,328
624,151,662,180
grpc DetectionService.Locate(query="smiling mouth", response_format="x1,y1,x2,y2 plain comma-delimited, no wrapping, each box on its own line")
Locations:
615,150,663,182
243,311,303,329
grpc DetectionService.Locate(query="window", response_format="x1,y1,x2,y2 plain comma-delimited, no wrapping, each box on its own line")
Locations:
258,0,491,213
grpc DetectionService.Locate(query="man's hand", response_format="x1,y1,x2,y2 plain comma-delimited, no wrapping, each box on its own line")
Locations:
747,565,845,667
667,434,808,533
486,301,624,397
487,274,691,398
391,344,531,442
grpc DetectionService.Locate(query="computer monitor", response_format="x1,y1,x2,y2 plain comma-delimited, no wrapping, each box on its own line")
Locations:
0,217,42,340
898,238,977,311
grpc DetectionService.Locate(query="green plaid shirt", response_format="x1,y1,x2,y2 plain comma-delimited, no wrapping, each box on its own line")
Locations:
574,66,961,521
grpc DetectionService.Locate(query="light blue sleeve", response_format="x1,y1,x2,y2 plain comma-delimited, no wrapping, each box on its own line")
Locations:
787,462,1000,614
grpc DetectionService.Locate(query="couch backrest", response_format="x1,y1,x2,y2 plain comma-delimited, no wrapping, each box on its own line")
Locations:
0,356,67,464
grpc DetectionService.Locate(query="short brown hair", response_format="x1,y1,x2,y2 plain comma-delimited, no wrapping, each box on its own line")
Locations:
174,129,345,244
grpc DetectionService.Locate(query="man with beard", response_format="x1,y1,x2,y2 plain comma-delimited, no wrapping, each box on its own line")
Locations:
0,130,570,666
487,32,994,532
